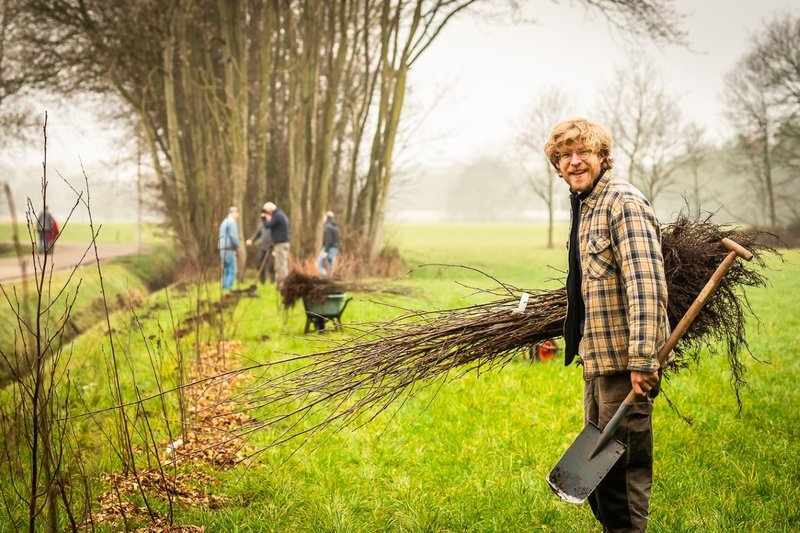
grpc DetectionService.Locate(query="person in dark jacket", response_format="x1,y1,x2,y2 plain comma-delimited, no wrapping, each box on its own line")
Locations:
245,208,275,283
318,211,340,276
262,201,290,284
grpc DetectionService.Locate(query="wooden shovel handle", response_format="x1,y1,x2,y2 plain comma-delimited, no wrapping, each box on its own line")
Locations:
722,237,754,261
655,237,753,365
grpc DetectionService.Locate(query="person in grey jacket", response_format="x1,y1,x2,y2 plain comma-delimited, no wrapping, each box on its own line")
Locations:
246,208,275,283
318,211,340,276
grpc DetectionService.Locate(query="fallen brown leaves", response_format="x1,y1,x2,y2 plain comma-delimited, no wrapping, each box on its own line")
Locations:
90,340,252,531
91,470,220,530
169,340,253,467
133,527,205,533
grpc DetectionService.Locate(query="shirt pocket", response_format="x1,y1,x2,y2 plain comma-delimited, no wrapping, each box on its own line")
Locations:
585,235,617,279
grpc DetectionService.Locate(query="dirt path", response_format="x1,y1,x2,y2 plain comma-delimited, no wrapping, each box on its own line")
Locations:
0,243,146,284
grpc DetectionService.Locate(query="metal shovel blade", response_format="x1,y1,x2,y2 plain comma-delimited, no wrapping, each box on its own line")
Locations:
546,421,625,504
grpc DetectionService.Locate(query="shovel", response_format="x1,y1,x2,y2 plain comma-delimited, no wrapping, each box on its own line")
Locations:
547,237,753,504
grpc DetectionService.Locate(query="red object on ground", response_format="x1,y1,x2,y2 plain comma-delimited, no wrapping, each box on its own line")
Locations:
537,339,558,362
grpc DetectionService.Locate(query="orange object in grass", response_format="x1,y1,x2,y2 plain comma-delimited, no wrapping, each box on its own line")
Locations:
538,339,558,362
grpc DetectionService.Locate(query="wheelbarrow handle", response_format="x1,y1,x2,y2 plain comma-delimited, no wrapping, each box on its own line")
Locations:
339,297,353,317
590,238,753,458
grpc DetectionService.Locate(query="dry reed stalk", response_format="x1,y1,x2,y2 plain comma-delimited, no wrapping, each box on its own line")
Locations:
230,217,776,451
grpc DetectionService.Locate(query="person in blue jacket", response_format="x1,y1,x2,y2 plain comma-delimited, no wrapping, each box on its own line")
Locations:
218,206,240,290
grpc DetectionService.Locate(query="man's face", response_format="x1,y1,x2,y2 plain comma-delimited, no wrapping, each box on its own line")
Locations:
557,143,605,194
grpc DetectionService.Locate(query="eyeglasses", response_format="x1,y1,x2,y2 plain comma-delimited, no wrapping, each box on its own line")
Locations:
558,147,593,162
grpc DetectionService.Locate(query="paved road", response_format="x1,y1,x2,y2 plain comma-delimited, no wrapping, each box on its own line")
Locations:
0,243,144,284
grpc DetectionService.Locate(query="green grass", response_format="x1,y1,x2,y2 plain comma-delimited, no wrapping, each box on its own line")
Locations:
0,244,178,385
1,223,798,531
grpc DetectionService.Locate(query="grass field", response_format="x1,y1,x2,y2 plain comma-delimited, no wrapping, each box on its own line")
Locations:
1,223,798,532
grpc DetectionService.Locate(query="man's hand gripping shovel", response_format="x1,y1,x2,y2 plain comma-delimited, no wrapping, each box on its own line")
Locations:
546,238,753,504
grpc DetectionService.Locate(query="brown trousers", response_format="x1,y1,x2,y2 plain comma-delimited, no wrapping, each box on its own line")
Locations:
272,242,290,284
584,372,654,533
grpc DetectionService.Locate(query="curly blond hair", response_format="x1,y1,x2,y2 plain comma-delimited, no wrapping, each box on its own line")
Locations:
543,118,615,172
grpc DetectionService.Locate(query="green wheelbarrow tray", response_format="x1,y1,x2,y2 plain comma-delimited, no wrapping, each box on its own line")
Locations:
302,293,351,333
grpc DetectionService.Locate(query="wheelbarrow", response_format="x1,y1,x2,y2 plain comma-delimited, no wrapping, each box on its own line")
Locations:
302,293,351,333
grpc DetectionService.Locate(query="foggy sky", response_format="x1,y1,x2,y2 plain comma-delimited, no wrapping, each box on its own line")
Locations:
404,0,799,168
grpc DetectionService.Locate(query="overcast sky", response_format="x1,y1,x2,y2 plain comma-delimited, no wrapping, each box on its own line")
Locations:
402,0,799,168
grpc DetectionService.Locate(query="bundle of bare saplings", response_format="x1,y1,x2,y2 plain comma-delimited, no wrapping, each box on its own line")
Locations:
234,216,775,449
279,271,349,308
279,270,412,308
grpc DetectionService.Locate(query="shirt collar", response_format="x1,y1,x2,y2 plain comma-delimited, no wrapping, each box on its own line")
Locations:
572,169,610,208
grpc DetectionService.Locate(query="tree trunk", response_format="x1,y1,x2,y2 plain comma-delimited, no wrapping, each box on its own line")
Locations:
219,0,250,274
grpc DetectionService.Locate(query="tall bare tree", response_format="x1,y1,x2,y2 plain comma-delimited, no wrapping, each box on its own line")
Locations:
516,87,571,249
725,51,779,226
598,53,685,206
0,0,36,146
744,14,800,225
746,15,800,110
678,122,711,219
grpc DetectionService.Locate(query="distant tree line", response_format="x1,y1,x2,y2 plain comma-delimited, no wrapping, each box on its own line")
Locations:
725,14,800,228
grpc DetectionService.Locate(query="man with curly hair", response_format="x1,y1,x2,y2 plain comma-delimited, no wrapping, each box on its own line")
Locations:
544,118,669,532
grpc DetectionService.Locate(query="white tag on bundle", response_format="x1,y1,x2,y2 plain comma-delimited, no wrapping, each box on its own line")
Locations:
514,292,530,314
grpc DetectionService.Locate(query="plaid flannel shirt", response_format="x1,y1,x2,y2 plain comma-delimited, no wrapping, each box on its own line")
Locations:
570,172,669,378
